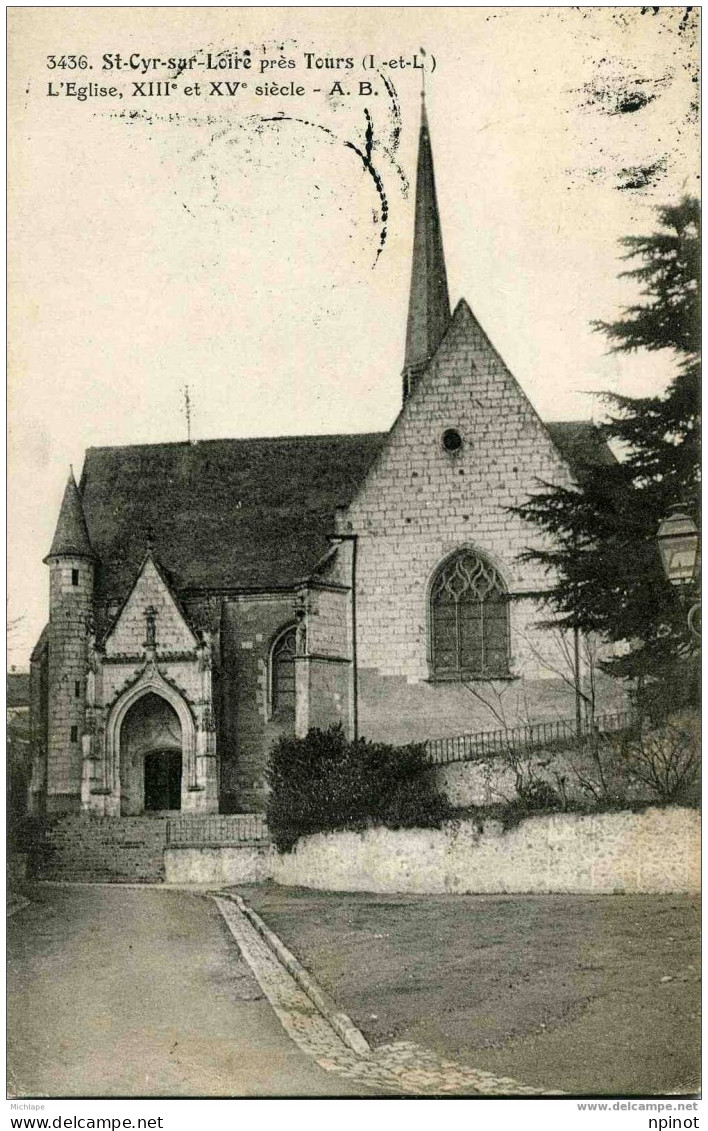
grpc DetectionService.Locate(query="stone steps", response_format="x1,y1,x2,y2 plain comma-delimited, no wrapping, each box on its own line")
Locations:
34,813,271,883
36,815,170,882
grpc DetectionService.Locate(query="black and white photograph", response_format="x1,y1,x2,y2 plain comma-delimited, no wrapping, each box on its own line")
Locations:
7,5,701,1109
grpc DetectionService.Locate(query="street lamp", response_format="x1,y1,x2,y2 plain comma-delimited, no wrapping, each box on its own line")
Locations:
656,510,699,584
656,508,700,638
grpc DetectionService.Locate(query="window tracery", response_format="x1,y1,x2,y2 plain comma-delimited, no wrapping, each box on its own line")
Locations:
430,551,510,678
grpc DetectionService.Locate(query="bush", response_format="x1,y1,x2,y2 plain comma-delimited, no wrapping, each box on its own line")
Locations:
620,720,700,804
267,725,452,852
516,777,563,811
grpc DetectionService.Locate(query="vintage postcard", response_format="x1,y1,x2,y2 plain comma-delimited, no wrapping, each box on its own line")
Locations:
7,6,700,1109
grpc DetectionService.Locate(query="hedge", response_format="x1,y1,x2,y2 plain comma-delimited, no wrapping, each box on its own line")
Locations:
266,725,452,852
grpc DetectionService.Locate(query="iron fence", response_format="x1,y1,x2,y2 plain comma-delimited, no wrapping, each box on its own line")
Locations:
166,813,269,846
424,710,637,767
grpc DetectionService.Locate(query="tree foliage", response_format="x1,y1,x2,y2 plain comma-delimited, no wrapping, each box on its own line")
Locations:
593,196,700,360
267,725,451,852
513,197,700,705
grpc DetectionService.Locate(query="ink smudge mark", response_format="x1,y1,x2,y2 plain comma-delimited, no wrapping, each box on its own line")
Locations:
363,106,374,165
380,71,402,154
260,110,389,264
178,192,195,217
575,61,673,116
615,89,656,114
344,109,388,263
565,153,669,192
679,7,694,32
375,71,408,196
259,113,340,145
616,156,667,191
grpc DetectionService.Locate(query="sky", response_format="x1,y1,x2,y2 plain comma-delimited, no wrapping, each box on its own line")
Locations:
8,6,700,666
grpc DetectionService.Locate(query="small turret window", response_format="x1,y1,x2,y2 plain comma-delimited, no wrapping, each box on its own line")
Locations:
70,726,78,743
71,569,79,586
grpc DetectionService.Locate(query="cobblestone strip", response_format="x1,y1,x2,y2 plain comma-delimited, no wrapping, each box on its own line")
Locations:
213,896,558,1097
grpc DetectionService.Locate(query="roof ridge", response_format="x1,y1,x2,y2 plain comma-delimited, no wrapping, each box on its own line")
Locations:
85,430,388,455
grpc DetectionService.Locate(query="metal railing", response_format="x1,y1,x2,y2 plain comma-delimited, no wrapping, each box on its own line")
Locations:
424,710,636,767
166,813,269,847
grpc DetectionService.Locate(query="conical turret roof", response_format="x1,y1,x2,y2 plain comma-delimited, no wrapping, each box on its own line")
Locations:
44,470,96,561
402,96,451,394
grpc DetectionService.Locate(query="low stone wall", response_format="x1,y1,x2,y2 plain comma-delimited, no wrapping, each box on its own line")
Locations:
433,712,700,809
164,845,273,884
270,808,700,895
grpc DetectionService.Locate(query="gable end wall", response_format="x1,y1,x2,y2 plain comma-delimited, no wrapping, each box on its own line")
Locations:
344,305,603,739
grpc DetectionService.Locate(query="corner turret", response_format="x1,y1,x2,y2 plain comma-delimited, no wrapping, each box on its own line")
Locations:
45,470,95,813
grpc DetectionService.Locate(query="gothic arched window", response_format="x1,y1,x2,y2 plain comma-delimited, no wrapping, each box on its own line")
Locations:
430,551,510,679
271,626,297,716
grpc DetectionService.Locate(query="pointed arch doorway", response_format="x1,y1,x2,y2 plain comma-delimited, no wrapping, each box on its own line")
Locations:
119,691,183,814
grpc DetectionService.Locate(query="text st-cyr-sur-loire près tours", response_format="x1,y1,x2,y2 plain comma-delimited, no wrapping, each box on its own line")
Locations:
44,48,434,100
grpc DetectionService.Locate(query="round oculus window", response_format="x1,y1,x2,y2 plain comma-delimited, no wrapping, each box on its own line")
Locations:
442,428,463,453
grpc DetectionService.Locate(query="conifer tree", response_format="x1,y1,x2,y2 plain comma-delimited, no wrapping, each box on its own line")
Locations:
513,197,700,707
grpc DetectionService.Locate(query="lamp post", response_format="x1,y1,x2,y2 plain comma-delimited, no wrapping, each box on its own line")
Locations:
656,508,700,639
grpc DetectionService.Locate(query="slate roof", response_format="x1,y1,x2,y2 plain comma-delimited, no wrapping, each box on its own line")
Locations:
545,421,617,481
46,472,95,561
403,97,451,383
79,434,387,600
76,422,612,603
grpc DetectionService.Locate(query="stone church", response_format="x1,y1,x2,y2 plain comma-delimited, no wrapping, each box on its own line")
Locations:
29,101,617,818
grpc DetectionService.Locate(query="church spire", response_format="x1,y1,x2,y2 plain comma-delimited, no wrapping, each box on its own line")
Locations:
402,94,451,401
44,469,95,561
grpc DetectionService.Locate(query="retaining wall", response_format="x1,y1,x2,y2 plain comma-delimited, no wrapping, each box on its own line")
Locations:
41,807,699,893
434,747,621,807
164,845,273,884
270,808,700,895
433,718,700,809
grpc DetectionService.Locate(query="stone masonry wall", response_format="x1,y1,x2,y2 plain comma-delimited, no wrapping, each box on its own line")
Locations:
303,584,352,736
357,671,578,746
306,658,351,732
47,557,93,811
342,300,622,741
221,596,298,812
306,587,349,658
271,808,700,895
104,557,197,657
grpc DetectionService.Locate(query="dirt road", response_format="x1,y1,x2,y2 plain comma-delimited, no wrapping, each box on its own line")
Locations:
8,884,371,1098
